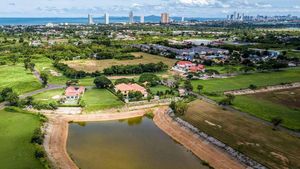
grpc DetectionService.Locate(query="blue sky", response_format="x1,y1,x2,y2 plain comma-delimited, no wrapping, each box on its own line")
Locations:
0,0,299,17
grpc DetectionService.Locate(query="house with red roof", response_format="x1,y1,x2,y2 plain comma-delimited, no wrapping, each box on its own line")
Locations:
172,61,205,73
65,86,85,100
115,83,148,98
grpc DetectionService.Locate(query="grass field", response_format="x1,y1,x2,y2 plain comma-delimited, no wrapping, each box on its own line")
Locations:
233,88,300,130
33,89,64,104
81,89,124,113
0,109,43,169
0,65,42,94
182,100,300,169
192,68,300,94
64,52,177,73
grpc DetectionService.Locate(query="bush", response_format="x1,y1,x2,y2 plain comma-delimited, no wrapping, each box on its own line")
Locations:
31,128,44,145
249,84,257,90
34,146,46,159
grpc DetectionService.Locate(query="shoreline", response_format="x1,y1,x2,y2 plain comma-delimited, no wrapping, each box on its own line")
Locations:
44,106,245,169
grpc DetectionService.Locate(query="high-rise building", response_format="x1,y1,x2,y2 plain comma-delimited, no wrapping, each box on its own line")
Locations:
104,13,109,24
129,11,134,24
181,16,185,22
161,13,170,24
140,15,144,23
88,14,94,25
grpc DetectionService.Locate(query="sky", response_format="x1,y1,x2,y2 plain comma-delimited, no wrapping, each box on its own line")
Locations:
0,0,299,18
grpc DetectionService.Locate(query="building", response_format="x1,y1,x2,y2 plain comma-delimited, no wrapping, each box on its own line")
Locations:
88,14,94,25
65,86,85,100
104,13,109,24
161,13,170,24
115,83,148,98
172,61,205,73
129,11,134,24
140,15,144,23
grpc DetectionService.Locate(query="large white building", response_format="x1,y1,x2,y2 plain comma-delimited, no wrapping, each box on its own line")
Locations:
140,15,144,23
129,11,134,24
161,13,170,24
88,14,94,25
104,13,109,24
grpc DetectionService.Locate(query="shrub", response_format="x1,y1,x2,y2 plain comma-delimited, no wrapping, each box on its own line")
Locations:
31,128,44,145
34,146,46,159
249,84,257,90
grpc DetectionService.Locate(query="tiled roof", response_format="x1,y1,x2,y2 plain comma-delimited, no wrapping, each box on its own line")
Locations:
115,83,147,95
65,86,85,97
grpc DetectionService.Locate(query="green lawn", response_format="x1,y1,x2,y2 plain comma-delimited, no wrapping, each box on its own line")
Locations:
192,68,300,94
0,65,42,94
150,85,170,94
81,89,124,113
33,89,64,104
0,109,44,169
233,93,300,130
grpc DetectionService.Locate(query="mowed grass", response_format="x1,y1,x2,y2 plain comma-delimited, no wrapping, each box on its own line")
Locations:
64,52,177,73
0,65,42,94
182,100,300,169
33,89,64,104
192,68,300,94
0,109,43,169
81,89,124,113
233,88,300,130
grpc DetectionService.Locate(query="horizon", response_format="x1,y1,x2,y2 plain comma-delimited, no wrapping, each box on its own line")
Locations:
0,0,300,17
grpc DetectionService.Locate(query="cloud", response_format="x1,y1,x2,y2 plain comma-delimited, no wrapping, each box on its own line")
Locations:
8,2,15,6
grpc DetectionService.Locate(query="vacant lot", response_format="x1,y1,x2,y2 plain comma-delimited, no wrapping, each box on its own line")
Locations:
33,89,64,104
0,109,43,169
192,68,300,94
81,89,124,113
64,52,177,73
233,88,300,130
0,65,42,94
182,100,300,169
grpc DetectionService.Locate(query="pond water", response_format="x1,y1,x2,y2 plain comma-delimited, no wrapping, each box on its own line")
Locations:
67,117,209,169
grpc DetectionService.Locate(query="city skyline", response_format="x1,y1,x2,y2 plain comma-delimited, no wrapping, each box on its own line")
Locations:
0,0,300,17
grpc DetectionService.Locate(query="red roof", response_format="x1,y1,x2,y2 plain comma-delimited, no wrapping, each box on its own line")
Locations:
189,65,205,72
177,61,194,66
115,83,147,95
65,86,85,97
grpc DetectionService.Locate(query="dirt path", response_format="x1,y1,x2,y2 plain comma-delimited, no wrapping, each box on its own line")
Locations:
153,109,246,169
224,82,300,96
44,109,152,169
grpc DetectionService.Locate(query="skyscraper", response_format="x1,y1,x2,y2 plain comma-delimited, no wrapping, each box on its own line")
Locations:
181,16,185,22
140,15,144,23
129,11,134,24
161,13,170,24
104,13,109,24
88,14,94,25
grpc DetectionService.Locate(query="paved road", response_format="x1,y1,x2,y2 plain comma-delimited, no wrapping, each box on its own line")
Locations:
190,92,300,137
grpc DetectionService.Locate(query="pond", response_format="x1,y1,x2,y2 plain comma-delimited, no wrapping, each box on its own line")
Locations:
67,117,209,169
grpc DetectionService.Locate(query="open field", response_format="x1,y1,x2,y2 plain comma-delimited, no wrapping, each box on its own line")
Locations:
33,88,64,104
0,109,43,169
192,68,300,94
233,88,300,130
0,65,42,94
64,52,177,73
182,100,300,169
81,89,124,113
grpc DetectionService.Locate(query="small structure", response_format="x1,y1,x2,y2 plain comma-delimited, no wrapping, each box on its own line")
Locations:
115,83,148,98
178,88,187,97
65,86,85,100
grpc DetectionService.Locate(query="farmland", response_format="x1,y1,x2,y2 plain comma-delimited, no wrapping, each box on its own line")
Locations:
233,88,300,130
182,100,300,169
64,52,177,73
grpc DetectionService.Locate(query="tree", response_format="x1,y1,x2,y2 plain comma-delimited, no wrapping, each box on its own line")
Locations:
6,92,19,106
184,80,193,92
197,85,204,93
128,91,143,101
239,66,255,74
219,94,235,105
40,72,49,86
10,55,19,65
28,62,35,72
94,76,112,89
0,87,13,99
271,117,283,130
222,66,238,75
25,96,34,105
138,73,160,86
169,101,188,116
